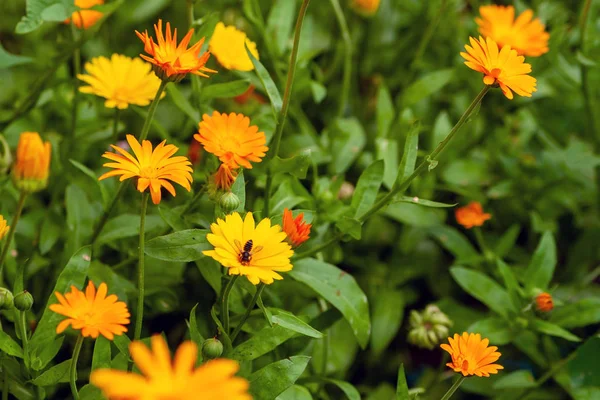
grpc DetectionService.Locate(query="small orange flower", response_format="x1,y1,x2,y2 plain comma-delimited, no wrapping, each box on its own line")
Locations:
65,0,104,29
455,201,491,229
0,215,9,241
12,132,52,193
282,208,311,247
135,19,216,82
214,164,238,191
440,332,503,377
535,292,554,312
49,281,130,340
350,0,380,17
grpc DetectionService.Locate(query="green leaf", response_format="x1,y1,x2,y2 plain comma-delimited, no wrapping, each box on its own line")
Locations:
270,309,323,339
92,336,111,371
69,159,109,206
385,203,444,227
335,217,362,240
166,84,199,123
396,364,410,400
202,80,251,99
371,289,404,357
351,160,384,220
395,196,456,208
494,225,520,258
113,334,132,361
30,337,64,372
16,0,77,34
492,370,536,389
550,298,600,328
0,330,24,358
375,138,399,189
450,266,512,318
530,319,581,342
230,325,296,361
289,258,371,348
269,179,307,216
270,154,311,179
276,385,313,400
524,232,556,291
427,226,479,261
78,385,104,400
467,317,514,345
568,337,600,388
0,43,32,69
329,118,367,174
188,303,205,347
249,356,311,400
397,122,420,184
496,260,522,313
144,229,210,262
231,171,246,212
400,69,454,108
193,12,220,43
323,379,361,400
96,214,163,244
265,0,297,56
376,83,395,138
31,360,71,386
243,0,265,28
247,44,282,117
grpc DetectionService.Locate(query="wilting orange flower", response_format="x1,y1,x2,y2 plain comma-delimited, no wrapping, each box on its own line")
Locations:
283,208,311,247
12,132,52,193
65,0,104,29
49,281,130,340
91,335,251,400
441,332,503,377
461,36,537,99
455,201,491,229
535,292,554,312
194,112,268,169
214,163,238,191
98,135,193,205
0,215,9,241
477,5,549,57
209,22,259,71
135,19,216,82
350,0,380,16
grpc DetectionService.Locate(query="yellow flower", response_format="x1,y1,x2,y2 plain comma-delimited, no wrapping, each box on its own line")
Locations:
440,332,503,377
90,335,251,400
98,135,193,205
194,111,268,169
0,215,9,241
78,54,164,109
49,281,130,340
203,212,294,285
135,19,216,82
461,36,537,99
209,22,259,71
477,5,549,57
12,132,52,193
350,0,380,17
65,0,104,29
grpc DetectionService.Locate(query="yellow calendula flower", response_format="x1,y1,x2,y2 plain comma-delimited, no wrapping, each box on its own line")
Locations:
477,5,549,57
91,335,252,400
0,215,9,241
49,281,130,340
203,212,294,285
209,22,259,71
98,135,193,205
461,36,537,99
78,54,164,109
65,0,104,29
12,132,52,193
350,0,380,17
440,332,503,377
135,19,216,82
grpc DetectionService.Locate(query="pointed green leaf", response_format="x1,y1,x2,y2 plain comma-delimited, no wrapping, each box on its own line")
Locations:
166,84,199,122
231,324,296,361
144,229,211,262
450,266,512,318
247,44,282,117
203,80,251,99
550,298,600,329
0,330,24,358
188,303,205,347
323,379,360,400
231,171,246,212
30,360,71,386
496,259,522,313
92,336,111,371
397,122,419,183
375,138,399,189
530,319,580,342
351,160,384,220
270,154,311,179
329,118,367,174
492,370,536,389
371,289,404,357
376,82,394,138
335,217,362,240
0,43,32,69
396,364,409,400
265,0,297,56
249,356,311,399
270,309,323,339
467,317,514,345
395,196,456,208
427,226,479,261
400,69,454,108
524,232,556,291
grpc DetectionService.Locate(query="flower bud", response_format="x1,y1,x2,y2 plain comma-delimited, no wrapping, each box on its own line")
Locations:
219,192,240,214
201,337,224,360
0,134,12,176
11,132,51,193
350,0,380,17
0,288,14,310
14,290,34,311
535,292,553,312
408,305,453,350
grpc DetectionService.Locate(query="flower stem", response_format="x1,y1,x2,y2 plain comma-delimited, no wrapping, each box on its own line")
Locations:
230,283,265,342
139,80,168,141
111,108,121,142
19,311,30,371
578,0,599,142
440,376,466,400
133,193,149,345
70,21,81,139
263,0,311,216
410,0,446,72
90,182,126,245
221,275,239,335
186,0,195,30
329,0,352,117
69,335,84,400
2,360,7,400
0,192,27,286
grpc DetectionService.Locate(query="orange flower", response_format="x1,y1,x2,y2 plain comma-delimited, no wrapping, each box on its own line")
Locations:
135,19,216,82
477,5,549,57
214,163,238,191
282,208,311,247
535,292,554,312
194,111,268,169
440,332,503,377
350,0,380,17
11,132,52,193
455,202,491,229
65,0,104,29
461,36,537,99
49,281,130,340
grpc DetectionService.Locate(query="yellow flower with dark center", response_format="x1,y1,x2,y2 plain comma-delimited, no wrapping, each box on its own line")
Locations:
49,281,130,340
98,135,193,205
90,335,251,400
461,36,537,99
209,22,259,71
194,111,268,169
12,132,52,193
203,212,294,285
477,5,549,57
0,215,9,241
65,0,104,29
440,332,503,377
135,19,216,82
78,54,164,109
350,0,380,17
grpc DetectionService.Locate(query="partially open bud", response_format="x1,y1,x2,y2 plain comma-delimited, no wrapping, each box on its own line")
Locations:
14,290,34,311
282,208,311,247
0,134,12,176
535,292,553,312
11,132,51,193
219,192,240,214
408,305,452,350
0,288,14,310
201,337,224,360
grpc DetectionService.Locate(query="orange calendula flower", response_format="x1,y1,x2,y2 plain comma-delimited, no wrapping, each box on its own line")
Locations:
12,132,52,193
440,332,503,377
98,135,193,205
214,163,238,191
283,208,311,247
455,201,491,229
194,111,268,169
535,292,554,312
49,281,130,340
90,335,251,400
350,0,380,17
0,215,9,241
477,5,549,57
461,36,537,100
209,22,259,72
135,19,216,82
65,0,104,29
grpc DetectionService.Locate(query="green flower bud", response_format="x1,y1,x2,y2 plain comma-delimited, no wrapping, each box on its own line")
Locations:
0,134,11,176
408,304,453,350
14,290,34,311
201,338,224,360
218,192,240,214
0,288,14,310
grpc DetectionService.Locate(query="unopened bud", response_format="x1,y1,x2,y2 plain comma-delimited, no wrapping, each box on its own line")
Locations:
201,337,224,360
0,288,14,310
219,192,240,214
408,304,453,350
14,290,34,311
535,292,554,312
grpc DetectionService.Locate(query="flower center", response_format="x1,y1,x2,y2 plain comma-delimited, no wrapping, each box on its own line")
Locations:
141,166,157,178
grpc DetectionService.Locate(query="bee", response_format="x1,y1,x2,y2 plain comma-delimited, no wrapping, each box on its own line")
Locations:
234,239,263,266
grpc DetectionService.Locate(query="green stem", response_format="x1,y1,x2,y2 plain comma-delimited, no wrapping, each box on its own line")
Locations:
181,186,207,215
70,21,81,139
441,376,466,400
69,335,84,400
111,108,121,142
19,311,30,372
133,193,149,344
578,0,599,142
140,80,168,141
2,360,7,400
90,182,126,245
329,0,352,117
263,0,311,216
230,283,265,342
221,275,239,335
186,0,195,29
0,192,27,285
410,0,446,72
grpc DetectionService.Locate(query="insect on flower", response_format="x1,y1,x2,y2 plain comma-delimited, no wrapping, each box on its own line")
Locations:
234,239,263,266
